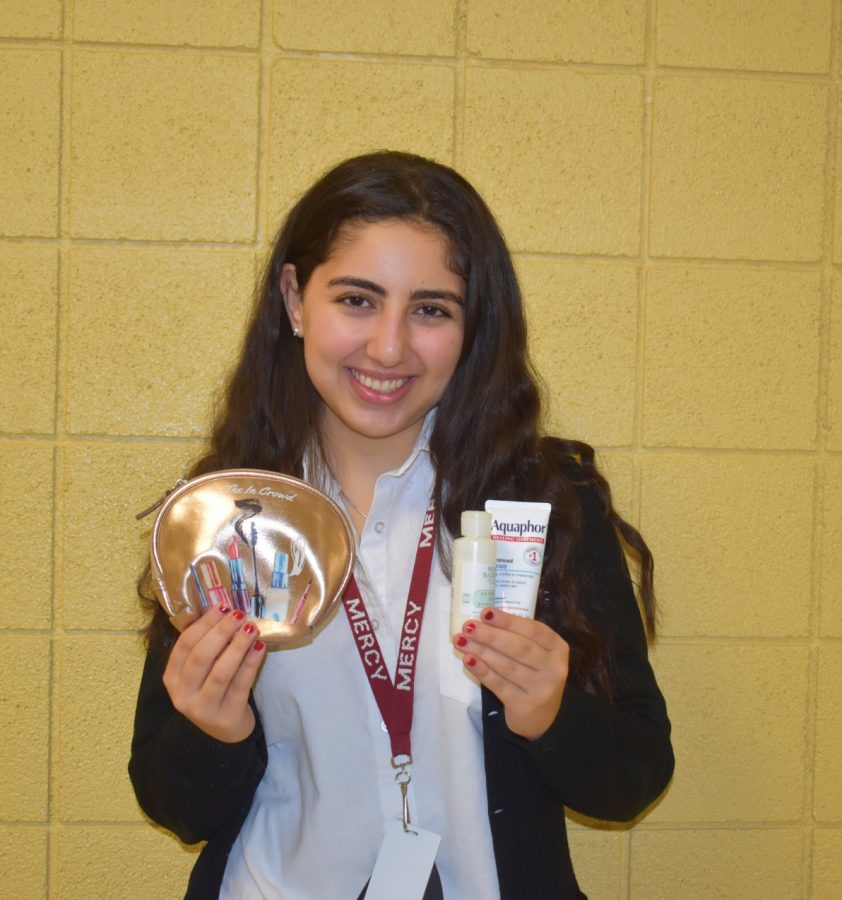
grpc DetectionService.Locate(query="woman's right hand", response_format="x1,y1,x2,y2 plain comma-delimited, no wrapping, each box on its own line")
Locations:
163,603,266,743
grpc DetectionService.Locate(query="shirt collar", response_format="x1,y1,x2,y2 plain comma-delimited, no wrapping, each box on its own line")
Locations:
388,409,435,479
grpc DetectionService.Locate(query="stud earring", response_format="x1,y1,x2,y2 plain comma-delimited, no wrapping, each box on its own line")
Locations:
292,327,302,338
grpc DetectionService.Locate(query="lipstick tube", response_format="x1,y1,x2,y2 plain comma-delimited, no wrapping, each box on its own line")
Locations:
227,538,251,613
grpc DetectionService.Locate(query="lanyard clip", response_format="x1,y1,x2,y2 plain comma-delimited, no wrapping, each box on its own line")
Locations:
391,753,412,772
391,754,414,833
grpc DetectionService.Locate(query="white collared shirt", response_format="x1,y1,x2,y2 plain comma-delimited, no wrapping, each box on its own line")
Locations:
220,425,500,899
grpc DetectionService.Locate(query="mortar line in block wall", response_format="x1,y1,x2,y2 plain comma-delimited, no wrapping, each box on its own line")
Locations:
619,831,631,900
84,434,206,451
804,6,842,894
45,630,58,897
632,28,653,534
0,627,55,636
0,434,205,448
653,634,823,646
630,266,644,535
511,251,826,271
53,11,71,438
626,445,827,458
40,820,185,830
640,0,656,267
2,36,838,84
54,56,65,244
837,0,842,85
641,255,825,270
0,236,261,250
461,56,646,78
58,629,162,638
254,0,269,247
453,56,835,85
65,41,262,57
810,72,836,464
629,0,657,562
802,825,816,900
451,0,466,170
0,38,64,49
51,249,63,448
804,462,823,887
52,0,76,486
627,0,657,879
45,444,58,895
650,64,833,84
44,2,77,890
255,47,462,67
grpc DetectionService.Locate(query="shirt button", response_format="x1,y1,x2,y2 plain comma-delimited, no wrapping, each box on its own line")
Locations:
374,521,386,534
371,617,380,630
381,720,388,733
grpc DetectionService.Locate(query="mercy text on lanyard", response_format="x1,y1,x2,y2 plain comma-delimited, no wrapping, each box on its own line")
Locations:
341,499,436,831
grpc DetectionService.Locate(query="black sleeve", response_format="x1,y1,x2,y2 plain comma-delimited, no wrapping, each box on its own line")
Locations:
504,482,674,822
128,647,268,845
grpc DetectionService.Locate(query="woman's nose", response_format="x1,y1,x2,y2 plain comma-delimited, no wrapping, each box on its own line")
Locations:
367,310,409,367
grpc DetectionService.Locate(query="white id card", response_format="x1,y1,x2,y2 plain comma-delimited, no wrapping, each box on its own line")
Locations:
365,819,441,900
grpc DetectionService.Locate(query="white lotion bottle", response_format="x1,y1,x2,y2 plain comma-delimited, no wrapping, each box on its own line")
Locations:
451,510,497,636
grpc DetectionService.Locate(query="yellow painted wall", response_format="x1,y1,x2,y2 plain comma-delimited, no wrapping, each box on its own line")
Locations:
1,1,839,897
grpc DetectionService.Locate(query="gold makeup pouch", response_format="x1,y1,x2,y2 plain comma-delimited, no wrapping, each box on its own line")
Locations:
149,470,355,648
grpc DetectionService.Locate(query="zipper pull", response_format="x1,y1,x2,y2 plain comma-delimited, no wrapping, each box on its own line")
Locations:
135,477,188,521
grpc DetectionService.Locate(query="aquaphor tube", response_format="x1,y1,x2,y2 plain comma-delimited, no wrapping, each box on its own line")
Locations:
484,499,551,618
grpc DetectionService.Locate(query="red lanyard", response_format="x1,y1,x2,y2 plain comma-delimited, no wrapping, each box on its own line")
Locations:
341,500,436,762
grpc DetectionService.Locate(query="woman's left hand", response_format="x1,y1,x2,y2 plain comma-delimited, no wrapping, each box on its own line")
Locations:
453,608,569,740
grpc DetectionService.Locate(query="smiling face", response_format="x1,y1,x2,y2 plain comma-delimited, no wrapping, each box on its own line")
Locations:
282,218,465,462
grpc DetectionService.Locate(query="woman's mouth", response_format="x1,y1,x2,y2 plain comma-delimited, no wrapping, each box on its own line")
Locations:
349,368,412,395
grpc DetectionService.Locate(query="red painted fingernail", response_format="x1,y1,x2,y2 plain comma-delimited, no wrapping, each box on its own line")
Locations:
481,609,495,622
243,622,257,635
253,640,265,652
218,604,231,614
454,634,468,648
465,656,477,668
464,621,477,634
232,610,245,621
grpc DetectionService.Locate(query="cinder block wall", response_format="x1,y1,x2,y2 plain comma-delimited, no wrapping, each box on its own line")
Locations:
1,2,840,898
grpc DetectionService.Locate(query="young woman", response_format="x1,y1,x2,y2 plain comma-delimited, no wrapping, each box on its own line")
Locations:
130,151,673,900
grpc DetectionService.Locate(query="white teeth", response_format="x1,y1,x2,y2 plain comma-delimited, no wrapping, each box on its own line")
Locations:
352,370,410,394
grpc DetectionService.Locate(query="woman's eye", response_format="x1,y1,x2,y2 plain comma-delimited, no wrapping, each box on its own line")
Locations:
416,303,450,319
339,294,371,309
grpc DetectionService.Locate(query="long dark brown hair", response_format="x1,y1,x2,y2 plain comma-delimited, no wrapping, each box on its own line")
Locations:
140,151,655,694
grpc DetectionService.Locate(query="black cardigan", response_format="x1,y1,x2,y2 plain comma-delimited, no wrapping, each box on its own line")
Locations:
129,483,674,899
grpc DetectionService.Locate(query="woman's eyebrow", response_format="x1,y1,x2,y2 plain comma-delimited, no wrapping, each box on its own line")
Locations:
327,277,462,305
410,289,463,305
328,276,385,295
